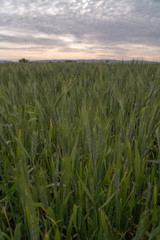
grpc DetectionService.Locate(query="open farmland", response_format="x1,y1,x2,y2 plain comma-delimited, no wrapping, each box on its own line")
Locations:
0,62,160,239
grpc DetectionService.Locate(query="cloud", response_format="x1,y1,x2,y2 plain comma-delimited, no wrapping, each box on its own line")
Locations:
0,0,160,60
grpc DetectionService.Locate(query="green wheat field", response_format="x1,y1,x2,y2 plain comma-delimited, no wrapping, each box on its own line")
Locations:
0,62,160,240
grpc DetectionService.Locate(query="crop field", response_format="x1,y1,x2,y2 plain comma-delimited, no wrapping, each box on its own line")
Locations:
0,62,160,239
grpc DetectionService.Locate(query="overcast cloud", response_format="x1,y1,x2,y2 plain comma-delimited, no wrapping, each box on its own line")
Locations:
0,0,160,60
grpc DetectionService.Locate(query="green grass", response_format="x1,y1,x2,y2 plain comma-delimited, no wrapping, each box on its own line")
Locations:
0,61,160,239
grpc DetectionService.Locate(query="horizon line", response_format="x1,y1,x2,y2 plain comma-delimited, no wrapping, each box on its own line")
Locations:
0,58,160,63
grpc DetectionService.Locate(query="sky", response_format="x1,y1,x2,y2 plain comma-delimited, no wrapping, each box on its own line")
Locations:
0,0,160,61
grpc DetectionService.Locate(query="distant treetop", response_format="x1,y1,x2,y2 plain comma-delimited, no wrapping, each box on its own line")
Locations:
19,58,29,63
